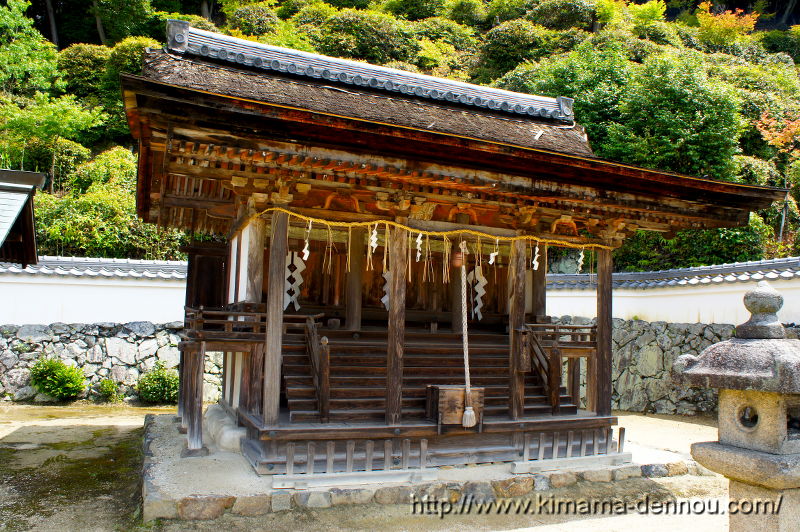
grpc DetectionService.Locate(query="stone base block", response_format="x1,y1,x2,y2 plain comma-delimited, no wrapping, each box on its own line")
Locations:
729,480,800,532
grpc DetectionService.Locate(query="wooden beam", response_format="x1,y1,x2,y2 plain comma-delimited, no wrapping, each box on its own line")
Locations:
386,225,408,425
346,227,366,331
263,210,289,425
509,239,527,420
595,248,613,416
532,244,547,321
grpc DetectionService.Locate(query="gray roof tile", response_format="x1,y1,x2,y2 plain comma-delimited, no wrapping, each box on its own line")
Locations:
0,256,187,280
548,256,800,290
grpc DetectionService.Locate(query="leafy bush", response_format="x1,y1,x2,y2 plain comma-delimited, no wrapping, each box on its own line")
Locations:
292,1,339,27
58,44,113,100
442,0,486,28
380,0,445,21
629,0,666,29
486,0,531,24
228,2,279,35
477,20,557,80
69,146,137,194
526,0,595,31
732,155,782,187
34,180,187,260
314,9,419,64
696,1,758,49
761,27,800,64
633,20,681,47
104,36,161,90
277,0,315,19
137,362,180,404
413,17,479,52
30,358,86,401
98,379,123,403
614,214,771,272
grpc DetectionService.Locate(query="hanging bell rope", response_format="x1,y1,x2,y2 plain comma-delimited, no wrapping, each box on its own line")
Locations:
459,240,477,428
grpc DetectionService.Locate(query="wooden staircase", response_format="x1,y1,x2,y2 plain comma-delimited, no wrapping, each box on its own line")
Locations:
282,329,577,423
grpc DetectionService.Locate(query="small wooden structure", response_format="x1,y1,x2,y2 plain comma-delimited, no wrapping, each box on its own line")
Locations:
122,21,785,472
0,170,45,266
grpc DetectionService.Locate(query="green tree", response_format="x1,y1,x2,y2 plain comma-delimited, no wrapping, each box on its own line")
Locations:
442,0,486,28
380,0,445,21
0,0,59,95
496,41,635,149
602,52,742,181
0,94,105,189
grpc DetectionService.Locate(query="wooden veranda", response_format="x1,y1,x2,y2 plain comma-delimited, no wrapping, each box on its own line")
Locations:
122,21,785,476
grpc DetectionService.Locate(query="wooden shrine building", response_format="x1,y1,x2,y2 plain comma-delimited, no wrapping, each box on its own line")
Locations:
122,21,785,476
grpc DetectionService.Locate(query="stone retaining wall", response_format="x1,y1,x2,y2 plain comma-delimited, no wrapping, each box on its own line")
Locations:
4,317,793,413
0,322,222,403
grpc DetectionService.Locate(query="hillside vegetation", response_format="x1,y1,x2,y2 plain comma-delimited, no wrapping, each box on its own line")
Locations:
2,0,800,270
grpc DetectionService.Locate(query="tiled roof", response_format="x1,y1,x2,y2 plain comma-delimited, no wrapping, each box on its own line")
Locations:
548,257,800,290
0,256,187,280
166,20,575,122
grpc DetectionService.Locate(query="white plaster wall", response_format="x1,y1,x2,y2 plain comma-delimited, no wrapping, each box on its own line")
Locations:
546,278,800,325
0,274,186,324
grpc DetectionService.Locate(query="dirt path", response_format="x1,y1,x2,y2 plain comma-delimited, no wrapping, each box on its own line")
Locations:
0,406,727,531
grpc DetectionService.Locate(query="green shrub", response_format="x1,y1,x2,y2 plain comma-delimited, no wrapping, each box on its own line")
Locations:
228,2,280,35
486,0,531,24
69,146,137,194
442,0,486,28
380,0,445,21
98,378,122,403
58,44,113,100
277,0,315,19
761,27,800,63
633,20,681,47
136,362,179,404
104,36,161,91
477,20,557,80
732,155,782,187
413,17,479,52
292,2,339,26
29,358,86,401
314,9,419,64
526,0,595,31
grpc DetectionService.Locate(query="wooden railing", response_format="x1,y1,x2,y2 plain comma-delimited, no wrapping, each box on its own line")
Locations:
184,305,267,341
304,314,330,423
523,323,598,414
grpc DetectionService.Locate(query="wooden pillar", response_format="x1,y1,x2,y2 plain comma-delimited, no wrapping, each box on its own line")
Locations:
596,248,613,416
183,342,207,455
509,239,527,420
346,227,366,331
244,216,266,303
386,226,408,425
263,211,289,426
532,244,547,321
177,349,185,425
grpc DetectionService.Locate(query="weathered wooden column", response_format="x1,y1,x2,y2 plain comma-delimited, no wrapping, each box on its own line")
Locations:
263,210,289,425
509,239,527,419
346,227,366,331
386,226,408,425
595,248,613,416
244,214,266,303
532,243,547,321
182,342,208,456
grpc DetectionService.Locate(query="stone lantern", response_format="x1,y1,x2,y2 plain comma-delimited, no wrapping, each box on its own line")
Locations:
674,281,800,531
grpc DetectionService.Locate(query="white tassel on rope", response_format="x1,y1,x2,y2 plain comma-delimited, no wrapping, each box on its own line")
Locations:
459,240,477,428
